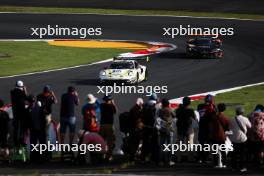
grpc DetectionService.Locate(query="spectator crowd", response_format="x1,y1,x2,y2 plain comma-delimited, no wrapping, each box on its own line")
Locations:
0,80,264,173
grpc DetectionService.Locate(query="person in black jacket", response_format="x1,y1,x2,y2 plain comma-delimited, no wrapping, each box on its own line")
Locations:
37,85,57,127
141,93,160,163
175,96,195,162
27,95,47,162
99,95,117,161
10,80,29,148
127,98,144,161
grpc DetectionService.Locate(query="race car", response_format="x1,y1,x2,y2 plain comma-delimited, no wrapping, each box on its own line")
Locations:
99,60,148,84
186,36,223,59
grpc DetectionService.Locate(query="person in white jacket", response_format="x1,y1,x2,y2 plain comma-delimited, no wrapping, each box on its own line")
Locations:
229,106,251,172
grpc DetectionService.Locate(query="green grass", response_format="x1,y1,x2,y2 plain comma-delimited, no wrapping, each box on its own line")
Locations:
0,41,132,76
190,85,264,118
0,6,264,20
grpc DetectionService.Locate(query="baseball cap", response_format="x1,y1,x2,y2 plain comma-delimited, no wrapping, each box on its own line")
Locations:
205,94,213,103
43,85,51,93
149,93,158,101
103,94,113,101
16,80,24,87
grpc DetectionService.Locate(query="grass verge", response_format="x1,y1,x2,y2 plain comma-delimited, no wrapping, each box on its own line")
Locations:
190,85,264,118
0,6,264,20
0,41,132,77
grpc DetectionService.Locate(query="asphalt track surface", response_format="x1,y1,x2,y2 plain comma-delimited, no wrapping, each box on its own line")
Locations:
0,13,264,174
1,0,264,15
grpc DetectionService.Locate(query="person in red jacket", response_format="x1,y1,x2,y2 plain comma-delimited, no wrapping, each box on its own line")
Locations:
0,99,10,159
209,103,230,168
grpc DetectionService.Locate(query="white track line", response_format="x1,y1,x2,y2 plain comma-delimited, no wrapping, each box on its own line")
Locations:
170,82,264,104
0,12,263,22
0,58,113,79
42,174,156,176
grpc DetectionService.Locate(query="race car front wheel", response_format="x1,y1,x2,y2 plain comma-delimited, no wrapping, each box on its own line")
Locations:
214,51,223,59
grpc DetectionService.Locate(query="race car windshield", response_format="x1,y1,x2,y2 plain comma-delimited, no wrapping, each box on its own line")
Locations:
194,39,212,46
109,62,134,69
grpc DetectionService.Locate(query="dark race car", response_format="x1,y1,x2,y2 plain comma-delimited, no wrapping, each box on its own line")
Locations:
186,36,223,59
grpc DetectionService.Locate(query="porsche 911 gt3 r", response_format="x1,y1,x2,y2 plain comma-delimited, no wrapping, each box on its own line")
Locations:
99,60,148,84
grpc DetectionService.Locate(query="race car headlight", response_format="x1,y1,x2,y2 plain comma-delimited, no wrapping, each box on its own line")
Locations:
188,44,196,48
128,71,134,76
188,45,196,51
100,71,106,76
211,49,220,53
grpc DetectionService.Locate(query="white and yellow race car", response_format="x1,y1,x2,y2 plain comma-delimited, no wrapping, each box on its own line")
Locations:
99,60,148,84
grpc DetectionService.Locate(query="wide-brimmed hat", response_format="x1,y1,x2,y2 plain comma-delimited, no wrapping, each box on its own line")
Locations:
87,94,96,104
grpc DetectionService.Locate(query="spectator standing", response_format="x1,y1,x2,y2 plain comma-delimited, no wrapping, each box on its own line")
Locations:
197,94,217,163
229,106,251,172
248,105,264,165
60,86,79,145
209,103,230,168
99,95,117,161
27,95,46,162
0,99,10,159
157,98,176,166
37,85,57,126
175,96,195,161
82,94,100,132
141,93,159,163
10,80,29,148
127,98,144,161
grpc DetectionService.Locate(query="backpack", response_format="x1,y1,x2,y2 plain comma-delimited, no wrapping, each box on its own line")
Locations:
119,112,130,133
83,107,99,132
158,117,174,135
252,112,264,141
